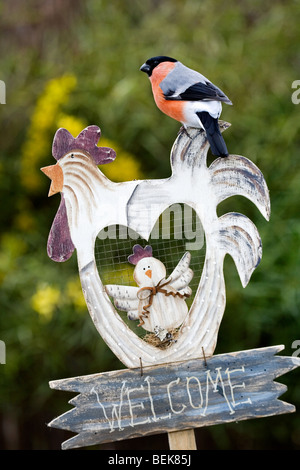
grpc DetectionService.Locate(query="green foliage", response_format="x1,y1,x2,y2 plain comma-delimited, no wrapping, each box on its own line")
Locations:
0,0,300,450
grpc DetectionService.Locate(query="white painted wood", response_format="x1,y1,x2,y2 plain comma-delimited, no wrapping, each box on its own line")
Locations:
57,151,139,270
44,122,270,368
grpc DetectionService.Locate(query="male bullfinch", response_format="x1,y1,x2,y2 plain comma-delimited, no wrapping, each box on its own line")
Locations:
140,56,232,157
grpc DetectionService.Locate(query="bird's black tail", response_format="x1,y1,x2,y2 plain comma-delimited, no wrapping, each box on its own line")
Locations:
196,111,229,157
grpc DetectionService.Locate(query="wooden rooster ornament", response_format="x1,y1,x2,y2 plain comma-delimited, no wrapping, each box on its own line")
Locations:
105,244,193,342
43,122,300,451
41,122,270,367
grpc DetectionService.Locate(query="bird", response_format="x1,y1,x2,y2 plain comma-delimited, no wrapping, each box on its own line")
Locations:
140,55,232,157
105,245,193,342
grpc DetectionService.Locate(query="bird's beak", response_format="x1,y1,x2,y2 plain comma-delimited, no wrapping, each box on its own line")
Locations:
140,63,151,75
41,163,64,197
145,269,152,279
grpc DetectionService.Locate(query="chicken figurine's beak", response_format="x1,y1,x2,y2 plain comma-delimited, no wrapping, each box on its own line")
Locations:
41,163,64,197
145,269,152,279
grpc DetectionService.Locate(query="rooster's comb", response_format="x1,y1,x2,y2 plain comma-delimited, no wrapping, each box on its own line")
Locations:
52,125,116,164
128,244,153,265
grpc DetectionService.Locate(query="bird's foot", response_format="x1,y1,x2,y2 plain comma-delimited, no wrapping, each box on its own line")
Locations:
178,126,192,139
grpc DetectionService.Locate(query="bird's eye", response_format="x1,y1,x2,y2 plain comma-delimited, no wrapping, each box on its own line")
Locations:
70,153,74,158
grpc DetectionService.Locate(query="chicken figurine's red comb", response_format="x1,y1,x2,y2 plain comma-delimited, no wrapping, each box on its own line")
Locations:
128,244,153,265
52,125,116,164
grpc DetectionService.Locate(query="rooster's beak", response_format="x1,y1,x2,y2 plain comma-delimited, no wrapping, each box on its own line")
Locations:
41,163,64,197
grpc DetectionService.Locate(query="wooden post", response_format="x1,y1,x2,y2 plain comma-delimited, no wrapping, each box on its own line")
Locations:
168,429,197,450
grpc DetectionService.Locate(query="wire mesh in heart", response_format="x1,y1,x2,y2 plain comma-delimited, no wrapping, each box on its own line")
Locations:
95,203,205,346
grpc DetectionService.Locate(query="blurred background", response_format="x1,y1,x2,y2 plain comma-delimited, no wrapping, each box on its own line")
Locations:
1,0,300,450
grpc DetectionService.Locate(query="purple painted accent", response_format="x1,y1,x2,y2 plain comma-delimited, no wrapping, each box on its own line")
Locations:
52,125,116,165
47,194,75,262
128,244,153,265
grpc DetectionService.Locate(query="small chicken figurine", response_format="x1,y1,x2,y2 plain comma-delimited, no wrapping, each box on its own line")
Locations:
105,245,193,343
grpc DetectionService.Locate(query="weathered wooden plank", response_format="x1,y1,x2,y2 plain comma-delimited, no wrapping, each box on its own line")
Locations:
48,345,300,450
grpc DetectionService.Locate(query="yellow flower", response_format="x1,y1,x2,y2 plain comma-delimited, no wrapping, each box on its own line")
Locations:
21,75,77,193
21,71,143,195
56,113,87,138
100,138,143,182
31,283,61,320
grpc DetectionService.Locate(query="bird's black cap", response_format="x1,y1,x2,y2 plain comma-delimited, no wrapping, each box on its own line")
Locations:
140,56,177,77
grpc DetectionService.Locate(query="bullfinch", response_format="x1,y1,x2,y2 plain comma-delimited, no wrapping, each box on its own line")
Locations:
140,56,232,157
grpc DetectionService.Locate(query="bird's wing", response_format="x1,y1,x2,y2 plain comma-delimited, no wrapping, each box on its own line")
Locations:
160,61,232,104
166,252,194,293
173,81,232,103
105,285,140,319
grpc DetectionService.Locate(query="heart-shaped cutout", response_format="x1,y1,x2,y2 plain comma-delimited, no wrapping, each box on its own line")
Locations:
95,203,205,347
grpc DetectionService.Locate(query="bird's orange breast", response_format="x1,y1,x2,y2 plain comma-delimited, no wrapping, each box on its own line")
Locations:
150,62,185,123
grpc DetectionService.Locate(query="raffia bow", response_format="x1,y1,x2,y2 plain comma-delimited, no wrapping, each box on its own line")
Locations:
137,278,190,327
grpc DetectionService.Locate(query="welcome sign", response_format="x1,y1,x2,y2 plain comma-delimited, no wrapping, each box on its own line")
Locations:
49,345,299,449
